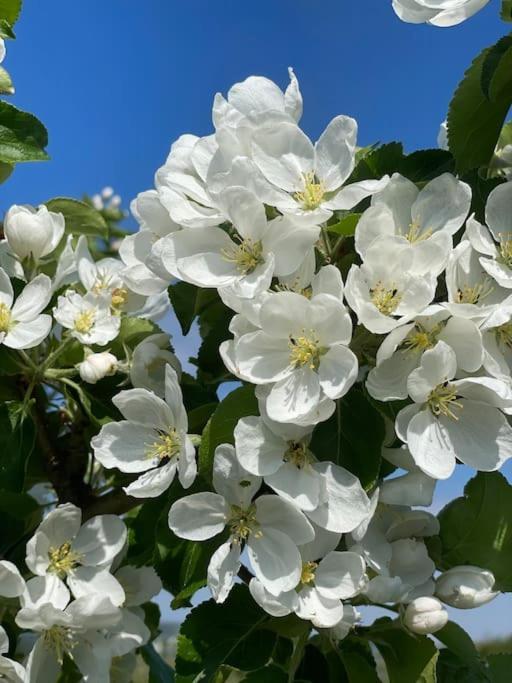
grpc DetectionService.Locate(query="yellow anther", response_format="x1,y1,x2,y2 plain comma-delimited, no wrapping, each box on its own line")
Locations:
300,561,318,586
370,281,402,316
74,309,96,334
146,428,181,462
0,302,12,333
498,233,512,268
496,321,512,349
43,626,77,664
289,331,326,370
294,172,325,211
456,280,493,305
221,238,264,275
284,442,311,469
428,381,463,421
111,287,128,308
48,542,81,577
402,322,444,355
405,221,432,244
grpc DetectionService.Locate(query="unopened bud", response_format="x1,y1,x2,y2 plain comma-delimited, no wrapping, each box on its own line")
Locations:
78,352,118,384
435,566,497,609
404,597,448,635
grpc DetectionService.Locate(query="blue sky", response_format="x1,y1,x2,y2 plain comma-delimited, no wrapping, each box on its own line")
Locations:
6,0,511,641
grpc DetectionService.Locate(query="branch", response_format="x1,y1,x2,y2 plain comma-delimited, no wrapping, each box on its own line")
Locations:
82,489,145,520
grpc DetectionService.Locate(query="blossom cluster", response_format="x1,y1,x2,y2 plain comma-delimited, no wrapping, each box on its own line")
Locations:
0,69,509,679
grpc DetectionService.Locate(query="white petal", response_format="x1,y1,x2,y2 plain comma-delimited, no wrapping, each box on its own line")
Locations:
0,560,25,598
314,115,357,191
266,462,321,511
234,416,285,476
213,443,261,506
207,541,241,603
11,274,52,321
315,551,367,600
296,586,343,628
73,514,127,566
249,577,298,616
255,494,314,544
4,315,52,349
169,492,228,541
124,462,178,498
68,567,125,606
266,369,321,423
318,345,358,400
247,527,301,596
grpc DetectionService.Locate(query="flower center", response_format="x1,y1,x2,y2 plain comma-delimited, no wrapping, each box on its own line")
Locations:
401,322,443,355
300,561,318,586
111,287,128,308
146,428,181,462
284,442,311,469
74,309,96,334
405,221,432,244
294,172,325,211
427,381,463,421
229,504,261,544
0,302,12,333
48,541,81,577
221,238,264,275
498,234,512,268
43,625,77,664
370,281,402,316
91,275,112,295
455,280,493,305
495,321,512,350
289,330,326,370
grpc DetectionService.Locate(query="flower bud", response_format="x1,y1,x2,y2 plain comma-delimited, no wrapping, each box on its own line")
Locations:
404,597,448,635
78,352,118,384
435,566,497,609
4,205,65,261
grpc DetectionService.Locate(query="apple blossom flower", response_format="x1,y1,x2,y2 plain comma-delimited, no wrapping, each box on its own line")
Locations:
25,503,127,606
233,291,358,423
392,0,490,27
403,597,448,635
159,186,319,299
0,627,26,683
169,443,314,600
0,269,52,349
130,332,181,396
251,116,389,227
396,341,512,479
53,290,121,345
92,364,196,498
435,565,497,609
345,238,437,334
355,173,471,276
0,560,25,598
78,351,118,384
4,204,65,263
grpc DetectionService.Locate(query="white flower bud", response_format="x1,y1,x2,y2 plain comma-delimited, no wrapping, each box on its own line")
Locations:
435,566,497,609
4,204,65,261
78,352,118,384
404,597,448,635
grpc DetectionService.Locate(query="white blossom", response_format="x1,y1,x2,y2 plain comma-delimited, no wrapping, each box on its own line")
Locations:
4,205,65,263
392,0,490,27
0,269,52,349
78,351,118,384
435,565,497,609
403,597,448,635
53,290,121,345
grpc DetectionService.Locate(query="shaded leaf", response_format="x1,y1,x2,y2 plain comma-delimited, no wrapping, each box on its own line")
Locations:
0,101,48,163
45,197,108,238
141,642,175,682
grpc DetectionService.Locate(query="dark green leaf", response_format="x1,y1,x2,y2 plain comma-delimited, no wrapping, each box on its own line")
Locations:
436,472,512,591
502,0,512,21
0,159,13,183
350,143,404,182
109,316,162,356
310,387,384,490
45,198,108,238
244,665,288,682
488,654,512,682
398,149,455,182
0,19,15,38
0,0,22,25
0,101,48,162
141,642,175,682
327,214,361,237
435,622,478,663
340,649,380,682
0,403,35,491
0,490,41,556
367,620,438,683
175,585,274,679
448,34,512,172
198,385,257,483
168,281,218,336
436,650,491,683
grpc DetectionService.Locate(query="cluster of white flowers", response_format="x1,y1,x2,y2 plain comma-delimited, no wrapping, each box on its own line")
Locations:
392,0,490,26
1,65,510,678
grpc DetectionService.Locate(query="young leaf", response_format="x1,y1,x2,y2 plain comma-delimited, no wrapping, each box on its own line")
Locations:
0,101,48,162
45,197,108,238
0,0,22,25
327,213,361,237
436,472,512,591
501,0,512,22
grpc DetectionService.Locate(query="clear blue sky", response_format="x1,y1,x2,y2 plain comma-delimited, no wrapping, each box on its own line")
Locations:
7,0,512,641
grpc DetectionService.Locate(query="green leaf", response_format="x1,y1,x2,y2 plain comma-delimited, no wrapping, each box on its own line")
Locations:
244,665,288,682
168,282,218,336
0,19,15,38
0,101,48,162
0,0,22,25
327,214,361,237
340,650,380,682
0,490,41,556
45,198,108,238
398,149,455,182
350,142,404,182
447,34,512,172
436,472,512,590
435,622,478,663
0,403,35,491
436,650,491,683
488,654,512,682
0,159,13,183
175,585,274,680
109,316,162,357
310,387,384,490
0,66,14,95
198,385,257,483
368,621,438,683
141,642,175,682
502,0,512,21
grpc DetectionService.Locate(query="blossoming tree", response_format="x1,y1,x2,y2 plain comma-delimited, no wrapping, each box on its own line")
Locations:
1,0,512,680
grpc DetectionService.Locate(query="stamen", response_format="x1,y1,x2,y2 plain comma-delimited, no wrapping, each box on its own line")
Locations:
370,281,402,316
288,330,326,370
43,626,77,664
74,309,96,334
111,287,128,308
146,428,181,462
405,221,432,244
48,542,82,577
498,233,512,268
0,302,12,333
428,381,463,421
495,321,512,350
294,172,325,211
401,322,444,355
455,279,494,305
221,237,264,275
229,504,261,544
300,561,318,586
284,442,311,470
